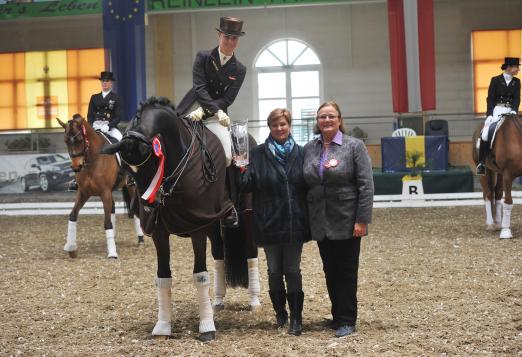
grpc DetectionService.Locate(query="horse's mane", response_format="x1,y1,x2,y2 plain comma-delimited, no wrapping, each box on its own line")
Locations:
127,96,177,130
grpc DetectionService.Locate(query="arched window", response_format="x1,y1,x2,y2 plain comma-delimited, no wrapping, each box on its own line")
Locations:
254,39,321,142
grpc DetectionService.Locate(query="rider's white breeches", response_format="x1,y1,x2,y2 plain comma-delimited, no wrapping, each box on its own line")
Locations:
205,120,232,167
93,120,123,141
481,105,512,141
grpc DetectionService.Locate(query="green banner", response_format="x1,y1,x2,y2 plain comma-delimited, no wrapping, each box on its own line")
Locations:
0,0,102,20
148,0,349,12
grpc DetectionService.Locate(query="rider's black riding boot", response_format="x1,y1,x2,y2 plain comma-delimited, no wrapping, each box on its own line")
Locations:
68,179,78,191
269,290,288,328
223,206,239,228
476,140,489,176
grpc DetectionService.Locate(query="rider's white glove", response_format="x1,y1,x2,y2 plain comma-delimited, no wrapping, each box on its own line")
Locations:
188,107,204,121
510,110,517,115
217,110,230,127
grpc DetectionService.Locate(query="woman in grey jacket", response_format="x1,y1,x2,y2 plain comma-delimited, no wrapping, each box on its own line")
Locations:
237,108,310,335
303,101,374,338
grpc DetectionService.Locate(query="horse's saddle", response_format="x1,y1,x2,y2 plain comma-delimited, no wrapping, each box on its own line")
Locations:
97,130,122,166
489,117,506,149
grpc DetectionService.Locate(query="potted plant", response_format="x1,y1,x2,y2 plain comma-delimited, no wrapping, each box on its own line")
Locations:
402,150,425,196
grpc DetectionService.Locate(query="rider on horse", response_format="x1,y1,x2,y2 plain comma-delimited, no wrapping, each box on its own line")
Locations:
176,16,247,228
477,57,520,176
69,71,123,190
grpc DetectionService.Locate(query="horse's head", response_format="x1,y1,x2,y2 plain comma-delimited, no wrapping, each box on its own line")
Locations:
57,114,90,172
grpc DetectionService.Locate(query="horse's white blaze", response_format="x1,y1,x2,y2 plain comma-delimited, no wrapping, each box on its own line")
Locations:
64,220,77,252
152,277,172,336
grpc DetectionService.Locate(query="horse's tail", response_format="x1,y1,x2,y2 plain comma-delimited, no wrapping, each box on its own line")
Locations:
223,221,249,288
121,184,134,218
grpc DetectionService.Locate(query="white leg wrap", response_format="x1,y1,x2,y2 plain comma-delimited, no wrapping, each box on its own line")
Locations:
500,202,513,239
133,215,144,237
105,229,118,258
64,220,77,252
111,213,116,232
247,258,261,307
213,260,226,306
152,277,172,336
194,271,215,333
484,200,494,226
495,200,503,226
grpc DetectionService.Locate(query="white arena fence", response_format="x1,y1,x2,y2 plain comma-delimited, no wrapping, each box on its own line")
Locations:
2,192,522,216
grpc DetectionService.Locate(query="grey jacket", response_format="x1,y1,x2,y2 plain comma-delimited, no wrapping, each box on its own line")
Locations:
303,134,374,241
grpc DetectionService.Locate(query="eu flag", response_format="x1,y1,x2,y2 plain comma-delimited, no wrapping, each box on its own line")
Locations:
103,0,146,122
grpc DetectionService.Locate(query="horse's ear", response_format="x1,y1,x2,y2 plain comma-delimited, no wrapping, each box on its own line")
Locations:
100,141,125,155
56,118,67,128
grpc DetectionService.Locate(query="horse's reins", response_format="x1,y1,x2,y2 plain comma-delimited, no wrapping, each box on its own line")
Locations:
122,117,217,205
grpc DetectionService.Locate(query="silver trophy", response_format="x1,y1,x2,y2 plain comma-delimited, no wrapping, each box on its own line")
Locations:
230,122,249,166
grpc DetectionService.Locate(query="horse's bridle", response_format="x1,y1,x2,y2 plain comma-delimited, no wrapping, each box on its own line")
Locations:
120,130,153,167
67,121,90,160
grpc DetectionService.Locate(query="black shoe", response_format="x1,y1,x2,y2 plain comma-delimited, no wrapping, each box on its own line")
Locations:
68,179,78,191
269,290,288,328
287,291,304,336
476,163,486,176
223,207,239,228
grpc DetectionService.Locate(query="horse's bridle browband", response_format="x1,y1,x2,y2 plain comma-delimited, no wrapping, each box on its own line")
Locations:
67,121,90,159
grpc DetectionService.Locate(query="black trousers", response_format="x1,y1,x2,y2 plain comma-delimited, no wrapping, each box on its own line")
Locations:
317,237,361,326
264,242,303,293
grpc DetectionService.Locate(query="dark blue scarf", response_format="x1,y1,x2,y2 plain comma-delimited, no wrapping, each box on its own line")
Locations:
268,134,295,165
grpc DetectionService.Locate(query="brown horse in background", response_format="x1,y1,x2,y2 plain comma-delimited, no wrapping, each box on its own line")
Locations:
57,115,143,259
472,114,522,239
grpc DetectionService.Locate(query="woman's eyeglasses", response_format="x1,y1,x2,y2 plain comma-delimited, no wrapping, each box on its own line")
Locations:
318,115,339,120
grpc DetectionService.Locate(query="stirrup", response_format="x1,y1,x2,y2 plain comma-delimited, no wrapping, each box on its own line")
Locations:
476,164,486,176
223,207,239,228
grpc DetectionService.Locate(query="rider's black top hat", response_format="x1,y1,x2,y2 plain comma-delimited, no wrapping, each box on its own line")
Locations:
216,17,245,37
501,57,520,70
99,71,116,81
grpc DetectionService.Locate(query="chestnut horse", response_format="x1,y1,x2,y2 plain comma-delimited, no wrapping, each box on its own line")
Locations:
57,116,144,259
101,97,248,342
472,114,522,239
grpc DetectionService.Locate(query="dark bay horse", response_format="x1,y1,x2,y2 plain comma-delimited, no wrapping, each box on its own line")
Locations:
472,114,522,239
57,116,144,259
101,97,248,342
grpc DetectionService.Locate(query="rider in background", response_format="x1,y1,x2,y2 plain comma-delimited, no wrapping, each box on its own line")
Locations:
477,57,520,176
69,71,123,191
177,16,247,228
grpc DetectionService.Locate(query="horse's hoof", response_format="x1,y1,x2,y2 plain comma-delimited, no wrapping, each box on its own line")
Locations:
213,302,225,312
152,335,169,341
68,250,78,258
137,236,145,246
486,224,496,231
499,228,513,239
107,256,118,260
250,303,262,313
198,331,215,343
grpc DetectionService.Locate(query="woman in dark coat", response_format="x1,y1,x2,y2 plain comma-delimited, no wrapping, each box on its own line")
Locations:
236,108,310,335
303,101,374,338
